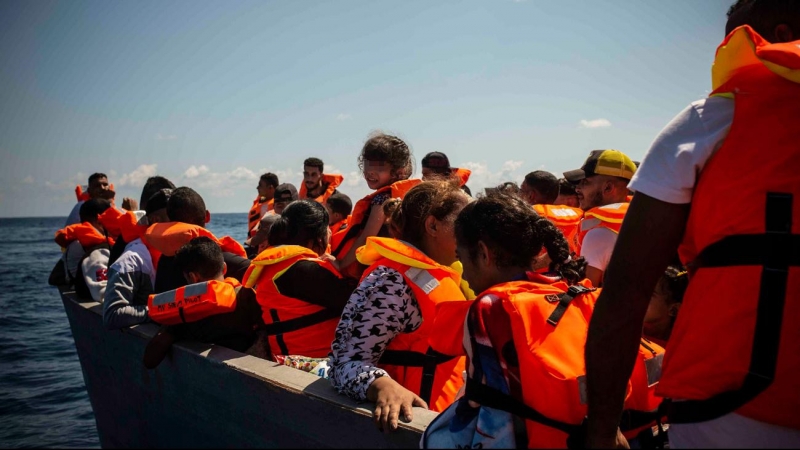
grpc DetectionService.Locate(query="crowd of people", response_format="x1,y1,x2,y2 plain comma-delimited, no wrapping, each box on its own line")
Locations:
49,1,799,448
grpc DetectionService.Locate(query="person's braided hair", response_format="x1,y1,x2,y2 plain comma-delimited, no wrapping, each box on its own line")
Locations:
455,192,587,285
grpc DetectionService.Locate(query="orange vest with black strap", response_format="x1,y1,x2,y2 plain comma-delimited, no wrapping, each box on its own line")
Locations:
461,277,664,447
299,173,344,203
147,278,240,325
243,245,344,359
356,237,472,412
330,179,422,277
451,168,471,187
144,222,247,258
55,222,115,249
533,204,584,255
248,197,274,238
658,26,800,429
574,202,628,256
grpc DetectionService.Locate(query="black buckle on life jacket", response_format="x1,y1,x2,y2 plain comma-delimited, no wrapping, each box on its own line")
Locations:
668,192,796,424
547,285,595,327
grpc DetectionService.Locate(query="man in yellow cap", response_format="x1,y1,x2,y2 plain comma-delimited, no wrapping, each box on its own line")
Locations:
563,149,636,287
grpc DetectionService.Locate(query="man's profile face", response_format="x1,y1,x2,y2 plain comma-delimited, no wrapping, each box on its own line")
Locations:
519,181,537,205
303,166,322,190
257,180,275,199
88,177,111,199
575,176,605,210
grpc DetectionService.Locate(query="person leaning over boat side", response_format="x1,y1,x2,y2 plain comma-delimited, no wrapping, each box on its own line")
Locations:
563,149,637,287
103,189,173,330
243,200,358,360
330,133,420,279
585,2,800,447
145,187,250,294
329,181,472,431
299,157,344,204
142,237,266,369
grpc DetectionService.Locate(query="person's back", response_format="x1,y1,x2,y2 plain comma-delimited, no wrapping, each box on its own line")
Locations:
585,3,800,447
103,188,174,330
54,198,114,295
145,187,249,293
243,200,357,359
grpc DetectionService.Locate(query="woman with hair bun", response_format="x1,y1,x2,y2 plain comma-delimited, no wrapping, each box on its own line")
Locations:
330,181,473,432
243,200,357,360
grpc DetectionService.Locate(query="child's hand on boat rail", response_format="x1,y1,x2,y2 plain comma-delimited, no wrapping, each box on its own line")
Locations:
367,376,428,433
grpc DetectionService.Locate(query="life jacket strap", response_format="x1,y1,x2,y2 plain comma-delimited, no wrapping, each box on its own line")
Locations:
260,308,342,339
547,285,595,327
668,192,795,424
379,348,456,405
464,377,583,436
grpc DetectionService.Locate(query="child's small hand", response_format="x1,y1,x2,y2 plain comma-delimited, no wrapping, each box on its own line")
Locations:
321,254,339,270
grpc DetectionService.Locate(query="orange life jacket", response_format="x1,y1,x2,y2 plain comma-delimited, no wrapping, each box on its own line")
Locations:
356,237,471,412
299,173,344,203
55,222,114,249
330,179,422,278
658,26,800,429
329,216,350,247
248,197,274,238
467,277,663,447
574,202,628,256
74,183,115,202
451,168,471,187
533,204,584,255
242,245,344,359
143,222,246,258
94,207,123,239
147,278,240,325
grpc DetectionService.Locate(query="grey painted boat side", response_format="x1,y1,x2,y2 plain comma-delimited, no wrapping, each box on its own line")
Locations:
60,289,436,448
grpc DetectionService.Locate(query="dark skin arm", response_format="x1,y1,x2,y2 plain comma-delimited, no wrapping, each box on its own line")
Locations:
585,193,690,448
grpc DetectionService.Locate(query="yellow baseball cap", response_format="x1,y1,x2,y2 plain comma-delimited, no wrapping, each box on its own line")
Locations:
563,149,637,183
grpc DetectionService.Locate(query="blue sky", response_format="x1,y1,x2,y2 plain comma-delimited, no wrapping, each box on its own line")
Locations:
0,0,730,218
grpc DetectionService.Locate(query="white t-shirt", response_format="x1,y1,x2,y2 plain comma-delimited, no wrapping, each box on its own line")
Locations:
580,227,617,273
66,201,84,227
81,247,110,303
628,96,734,204
630,96,800,446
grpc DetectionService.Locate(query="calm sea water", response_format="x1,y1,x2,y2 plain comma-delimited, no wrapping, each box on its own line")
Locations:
0,213,248,448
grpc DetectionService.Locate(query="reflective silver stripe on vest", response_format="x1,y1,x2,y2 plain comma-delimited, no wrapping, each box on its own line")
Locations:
151,289,177,307
405,267,440,295
184,281,209,298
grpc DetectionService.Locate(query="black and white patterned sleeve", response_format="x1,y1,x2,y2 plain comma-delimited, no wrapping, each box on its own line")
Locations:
329,265,423,402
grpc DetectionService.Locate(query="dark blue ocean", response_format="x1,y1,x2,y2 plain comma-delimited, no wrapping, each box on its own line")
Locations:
0,213,248,449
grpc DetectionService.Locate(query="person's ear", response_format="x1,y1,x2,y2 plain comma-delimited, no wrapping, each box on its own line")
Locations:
185,271,201,284
424,215,438,237
205,210,211,224
221,262,227,278
477,240,492,269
